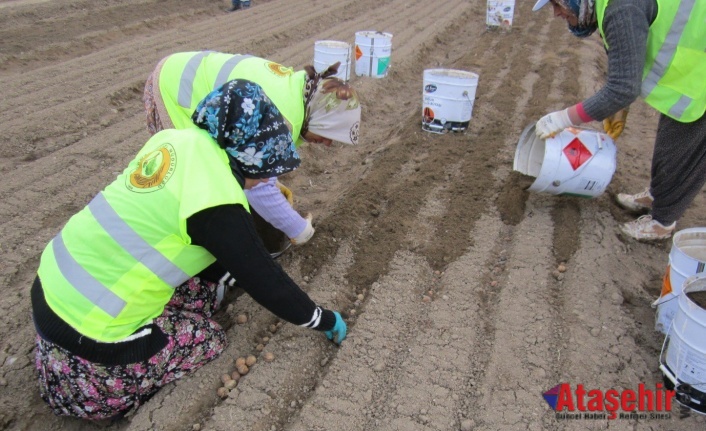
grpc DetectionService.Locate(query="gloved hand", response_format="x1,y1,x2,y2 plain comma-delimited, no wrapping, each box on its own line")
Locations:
276,181,294,205
291,213,314,245
324,311,347,345
603,108,629,140
535,109,574,139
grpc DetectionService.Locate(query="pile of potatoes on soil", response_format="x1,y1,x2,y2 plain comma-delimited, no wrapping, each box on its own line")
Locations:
216,314,277,399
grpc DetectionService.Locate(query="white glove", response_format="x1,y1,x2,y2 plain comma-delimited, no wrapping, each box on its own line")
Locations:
535,109,574,139
291,213,315,245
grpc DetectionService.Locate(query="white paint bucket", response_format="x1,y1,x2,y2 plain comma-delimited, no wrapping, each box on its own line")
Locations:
660,273,706,414
354,31,392,78
421,69,479,134
486,0,515,27
513,124,617,198
654,228,706,334
313,40,351,81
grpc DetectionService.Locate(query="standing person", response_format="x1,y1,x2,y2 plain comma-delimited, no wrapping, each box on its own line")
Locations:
226,0,250,12
144,51,361,247
32,79,347,421
532,0,706,241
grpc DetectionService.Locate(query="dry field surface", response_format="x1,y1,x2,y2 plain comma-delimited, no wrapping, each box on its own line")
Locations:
1,0,705,430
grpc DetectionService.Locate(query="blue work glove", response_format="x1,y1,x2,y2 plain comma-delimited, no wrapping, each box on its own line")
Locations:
324,311,347,345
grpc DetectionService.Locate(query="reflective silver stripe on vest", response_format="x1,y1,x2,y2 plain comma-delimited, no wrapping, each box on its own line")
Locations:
178,51,212,108
178,52,252,108
670,94,693,118
89,193,190,287
52,232,126,318
213,54,252,89
641,0,696,118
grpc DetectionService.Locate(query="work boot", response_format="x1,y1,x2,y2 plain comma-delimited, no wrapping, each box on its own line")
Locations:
616,187,653,213
619,215,675,241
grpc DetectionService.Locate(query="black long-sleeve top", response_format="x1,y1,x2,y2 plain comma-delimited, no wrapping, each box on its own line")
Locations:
188,203,335,330
31,203,334,366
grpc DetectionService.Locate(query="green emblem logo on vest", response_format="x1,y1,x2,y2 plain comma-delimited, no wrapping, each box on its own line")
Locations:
127,143,176,193
265,61,293,77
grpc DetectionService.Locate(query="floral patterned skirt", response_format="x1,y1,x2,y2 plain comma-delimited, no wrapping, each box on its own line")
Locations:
35,277,226,420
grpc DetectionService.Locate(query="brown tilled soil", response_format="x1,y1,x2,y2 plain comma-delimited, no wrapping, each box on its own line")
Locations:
1,0,705,430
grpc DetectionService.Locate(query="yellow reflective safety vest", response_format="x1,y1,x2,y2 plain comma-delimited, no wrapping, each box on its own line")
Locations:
157,51,308,142
597,0,706,122
37,128,249,342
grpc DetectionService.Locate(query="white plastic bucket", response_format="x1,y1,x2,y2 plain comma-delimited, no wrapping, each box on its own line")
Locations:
654,228,706,334
354,31,392,78
421,69,479,134
660,273,706,414
313,40,351,81
513,124,617,198
486,0,515,27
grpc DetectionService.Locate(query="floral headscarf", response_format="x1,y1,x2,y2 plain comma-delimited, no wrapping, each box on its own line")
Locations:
561,0,597,37
534,0,597,37
192,79,301,179
301,62,362,145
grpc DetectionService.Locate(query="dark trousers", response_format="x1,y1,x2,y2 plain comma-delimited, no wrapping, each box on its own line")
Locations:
651,111,706,224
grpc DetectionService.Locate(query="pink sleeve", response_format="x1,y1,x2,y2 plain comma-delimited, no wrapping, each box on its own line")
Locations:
575,103,594,123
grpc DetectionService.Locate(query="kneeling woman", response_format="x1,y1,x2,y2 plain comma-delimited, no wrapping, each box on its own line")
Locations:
31,79,346,420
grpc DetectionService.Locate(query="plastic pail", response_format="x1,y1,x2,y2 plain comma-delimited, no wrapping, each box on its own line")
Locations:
513,124,617,198
486,0,515,27
660,273,706,414
354,31,392,78
314,40,351,81
421,69,479,134
654,228,706,334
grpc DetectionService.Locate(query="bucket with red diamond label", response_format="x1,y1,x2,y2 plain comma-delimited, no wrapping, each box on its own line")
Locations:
513,124,617,198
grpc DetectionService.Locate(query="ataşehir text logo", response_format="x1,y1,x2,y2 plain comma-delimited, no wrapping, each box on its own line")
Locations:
543,383,675,420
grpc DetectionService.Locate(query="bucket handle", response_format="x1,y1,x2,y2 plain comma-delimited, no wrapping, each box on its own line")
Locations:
659,331,673,378
652,293,678,308
660,324,706,388
658,327,684,387
270,242,291,259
